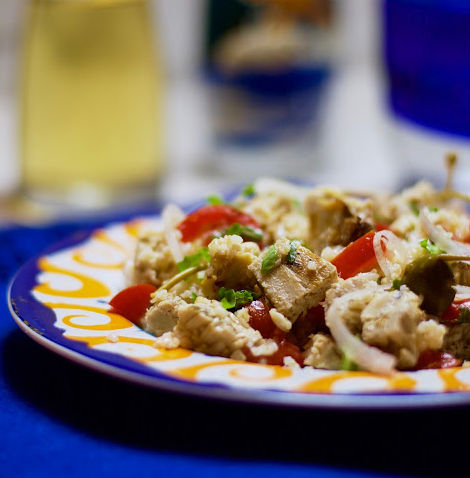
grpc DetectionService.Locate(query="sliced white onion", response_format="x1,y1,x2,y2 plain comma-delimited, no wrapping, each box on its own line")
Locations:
326,290,397,375
253,177,309,202
373,232,390,280
420,207,470,257
373,230,408,282
162,204,185,263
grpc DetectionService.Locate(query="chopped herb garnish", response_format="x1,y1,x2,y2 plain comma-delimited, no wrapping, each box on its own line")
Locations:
177,248,211,273
223,223,263,242
292,198,302,212
261,245,279,274
286,240,300,264
242,183,255,197
207,194,224,206
341,352,358,371
458,306,470,324
428,206,439,212
409,201,420,216
392,279,402,290
191,292,198,303
419,238,445,255
218,287,260,310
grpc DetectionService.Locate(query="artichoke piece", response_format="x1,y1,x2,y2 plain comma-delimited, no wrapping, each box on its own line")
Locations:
401,255,455,316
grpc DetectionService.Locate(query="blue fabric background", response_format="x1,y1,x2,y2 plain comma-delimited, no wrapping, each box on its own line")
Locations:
1,211,469,478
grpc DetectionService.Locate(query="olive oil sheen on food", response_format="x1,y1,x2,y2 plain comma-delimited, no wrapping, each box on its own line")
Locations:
21,0,164,207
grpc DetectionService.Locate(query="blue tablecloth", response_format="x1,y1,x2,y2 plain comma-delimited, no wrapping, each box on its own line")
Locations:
1,211,469,478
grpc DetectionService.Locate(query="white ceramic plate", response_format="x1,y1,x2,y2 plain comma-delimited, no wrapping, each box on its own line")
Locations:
9,215,470,409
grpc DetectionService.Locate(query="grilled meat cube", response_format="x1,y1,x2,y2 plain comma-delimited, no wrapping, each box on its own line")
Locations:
304,187,373,254
141,290,186,337
250,239,337,322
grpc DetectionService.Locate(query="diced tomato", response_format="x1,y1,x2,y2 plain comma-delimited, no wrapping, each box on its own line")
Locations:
330,231,379,279
109,283,156,324
244,299,303,366
177,205,261,244
288,305,328,347
414,350,462,370
375,222,391,232
441,299,470,324
243,339,304,367
247,299,282,339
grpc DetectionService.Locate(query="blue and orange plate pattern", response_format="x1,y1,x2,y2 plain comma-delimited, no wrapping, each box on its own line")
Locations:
9,216,470,409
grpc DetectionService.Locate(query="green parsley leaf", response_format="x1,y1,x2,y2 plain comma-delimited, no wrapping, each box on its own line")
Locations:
419,238,446,255
191,292,198,303
261,245,279,274
428,206,439,212
207,194,224,206
177,248,210,273
242,183,255,197
341,334,361,371
223,223,263,242
391,279,402,290
341,352,358,371
218,287,260,310
458,306,470,324
286,240,300,264
409,201,420,216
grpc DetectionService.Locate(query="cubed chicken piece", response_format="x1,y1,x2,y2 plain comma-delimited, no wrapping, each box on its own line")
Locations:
242,192,309,244
303,333,342,370
360,287,431,369
324,273,380,334
324,275,444,370
175,299,275,359
202,235,260,299
132,230,178,287
141,290,187,337
303,186,373,254
443,324,470,360
250,239,338,322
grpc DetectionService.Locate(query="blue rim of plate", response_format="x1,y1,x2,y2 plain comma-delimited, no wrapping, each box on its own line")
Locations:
7,224,470,410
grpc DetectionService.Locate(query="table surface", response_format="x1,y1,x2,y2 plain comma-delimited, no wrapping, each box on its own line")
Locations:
2,208,470,478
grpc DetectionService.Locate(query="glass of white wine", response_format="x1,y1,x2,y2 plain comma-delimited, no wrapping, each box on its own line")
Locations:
21,0,164,209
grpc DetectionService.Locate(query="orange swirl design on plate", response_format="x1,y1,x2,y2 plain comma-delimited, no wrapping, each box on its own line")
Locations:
71,230,126,270
437,368,470,392
27,219,470,395
298,371,417,393
66,335,192,362
47,303,133,331
36,258,111,298
124,219,147,238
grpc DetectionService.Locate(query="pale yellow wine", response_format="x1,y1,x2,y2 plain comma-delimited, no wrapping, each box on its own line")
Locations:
21,0,164,204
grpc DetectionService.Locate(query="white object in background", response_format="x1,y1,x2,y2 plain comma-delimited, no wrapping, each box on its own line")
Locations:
388,117,470,189
151,0,206,79
316,0,397,192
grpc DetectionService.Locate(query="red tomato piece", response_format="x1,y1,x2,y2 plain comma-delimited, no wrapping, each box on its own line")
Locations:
247,299,279,339
375,222,391,232
109,283,156,324
177,205,261,243
330,231,379,280
243,339,304,367
414,350,462,370
441,300,470,324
